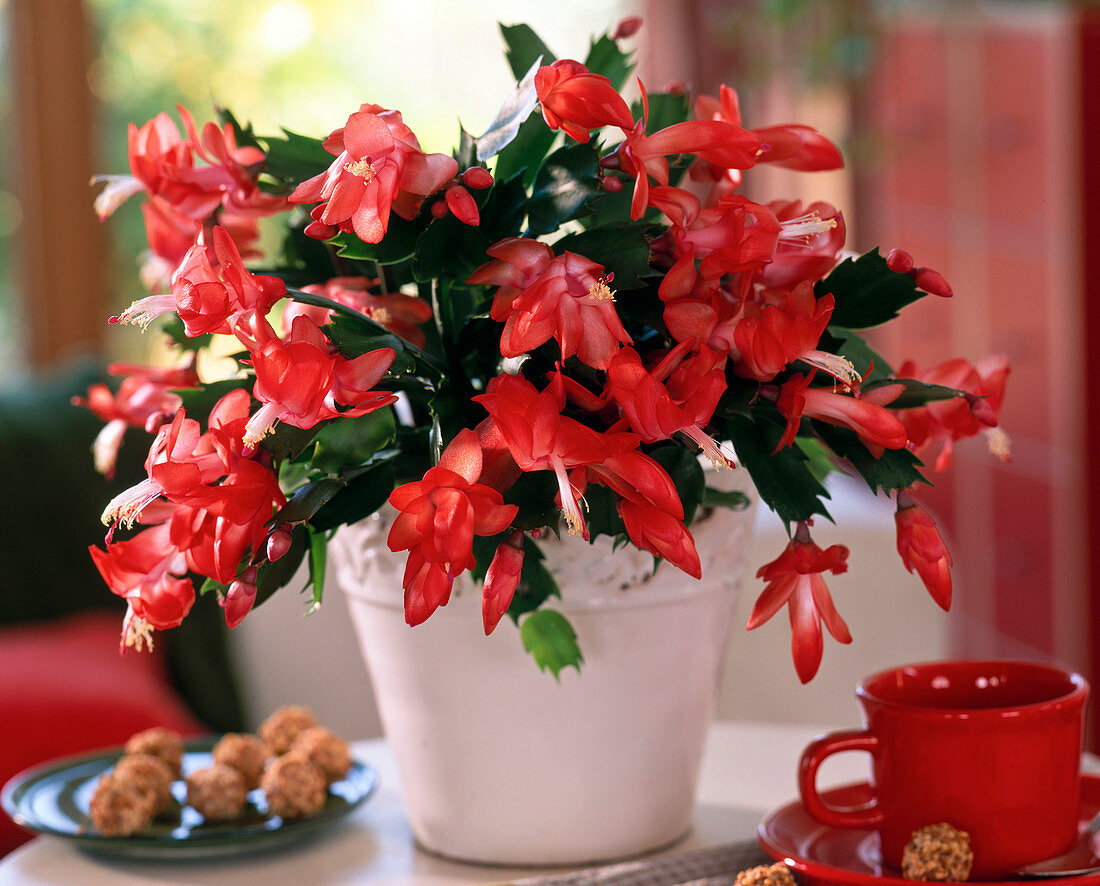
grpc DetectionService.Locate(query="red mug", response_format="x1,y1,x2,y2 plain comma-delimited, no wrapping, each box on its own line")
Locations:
798,660,1089,880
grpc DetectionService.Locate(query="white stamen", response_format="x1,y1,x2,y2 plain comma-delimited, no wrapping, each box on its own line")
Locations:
800,349,861,387
586,277,616,302
984,427,1012,462
680,426,736,470
550,456,588,539
101,478,161,528
778,211,838,243
243,402,282,447
112,293,177,330
120,608,155,653
91,175,144,220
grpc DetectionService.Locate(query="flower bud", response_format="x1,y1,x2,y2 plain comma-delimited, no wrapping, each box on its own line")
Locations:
267,528,292,562
912,267,953,298
885,248,913,273
430,199,449,219
461,167,494,189
223,568,259,629
599,174,623,193
612,16,643,39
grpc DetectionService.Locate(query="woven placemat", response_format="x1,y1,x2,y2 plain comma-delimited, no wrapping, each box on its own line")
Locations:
492,840,773,886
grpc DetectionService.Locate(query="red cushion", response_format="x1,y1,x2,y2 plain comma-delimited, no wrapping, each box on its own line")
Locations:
0,611,205,855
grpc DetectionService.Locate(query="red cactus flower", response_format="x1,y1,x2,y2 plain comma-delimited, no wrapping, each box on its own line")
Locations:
534,59,634,143
894,355,1010,471
772,372,909,453
482,530,526,635
613,82,761,220
746,523,852,683
606,346,732,468
388,429,519,626
286,276,433,348
290,103,458,244
72,359,199,479
732,284,857,385
240,313,396,446
473,373,637,539
895,490,953,610
89,522,195,650
470,239,631,369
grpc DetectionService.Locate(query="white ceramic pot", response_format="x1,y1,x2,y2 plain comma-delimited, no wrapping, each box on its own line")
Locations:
330,469,756,866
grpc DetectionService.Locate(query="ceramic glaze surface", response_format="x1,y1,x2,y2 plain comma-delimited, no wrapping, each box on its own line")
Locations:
330,468,757,865
800,660,1089,880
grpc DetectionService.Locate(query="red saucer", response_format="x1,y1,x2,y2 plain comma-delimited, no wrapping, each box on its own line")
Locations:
758,774,1100,886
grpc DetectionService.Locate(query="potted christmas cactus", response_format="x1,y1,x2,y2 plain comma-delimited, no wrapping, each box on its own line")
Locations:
82,17,1008,863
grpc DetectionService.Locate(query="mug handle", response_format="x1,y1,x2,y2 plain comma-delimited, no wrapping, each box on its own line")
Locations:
798,729,884,829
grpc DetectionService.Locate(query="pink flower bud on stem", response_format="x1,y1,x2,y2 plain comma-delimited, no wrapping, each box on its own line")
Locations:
886,248,913,273
612,16,643,40
912,267,953,297
223,566,259,629
461,167,494,189
266,528,292,562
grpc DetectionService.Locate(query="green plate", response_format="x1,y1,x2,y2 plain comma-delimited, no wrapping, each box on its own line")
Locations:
1,738,379,859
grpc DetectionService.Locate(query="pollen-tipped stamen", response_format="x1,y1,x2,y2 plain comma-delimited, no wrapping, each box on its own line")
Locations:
344,157,378,181
550,456,588,540
111,294,177,330
800,350,861,388
101,477,161,528
778,211,838,243
680,425,736,470
243,402,282,448
586,276,616,302
120,608,155,654
984,427,1012,462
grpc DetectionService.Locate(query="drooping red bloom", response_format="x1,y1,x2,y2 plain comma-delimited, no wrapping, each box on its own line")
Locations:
567,448,701,578
290,104,458,244
534,59,635,143
619,500,702,579
100,407,228,530
285,276,433,348
112,225,286,335
732,284,857,385
688,85,843,205
482,530,526,635
473,373,637,539
470,238,631,369
651,187,840,302
90,522,195,648
746,523,852,683
95,388,288,639
894,355,1010,471
72,359,200,479
895,490,952,610
606,345,732,468
387,429,519,626
772,372,909,453
758,200,846,290
239,313,397,446
93,106,285,223
612,82,762,220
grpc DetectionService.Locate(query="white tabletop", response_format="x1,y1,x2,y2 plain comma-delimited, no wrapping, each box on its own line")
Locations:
0,720,865,886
